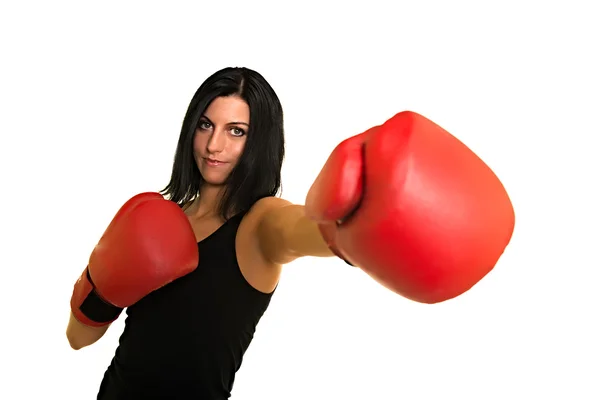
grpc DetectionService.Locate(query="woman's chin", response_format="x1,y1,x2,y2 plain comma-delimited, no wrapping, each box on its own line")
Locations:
200,172,228,187
198,164,233,187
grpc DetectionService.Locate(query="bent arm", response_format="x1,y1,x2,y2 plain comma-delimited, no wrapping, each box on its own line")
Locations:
256,198,334,265
66,312,111,350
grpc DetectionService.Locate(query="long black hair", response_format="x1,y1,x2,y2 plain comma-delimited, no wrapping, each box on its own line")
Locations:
161,67,285,220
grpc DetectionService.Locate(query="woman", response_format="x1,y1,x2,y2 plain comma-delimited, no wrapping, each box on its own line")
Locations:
66,65,515,399
66,66,338,399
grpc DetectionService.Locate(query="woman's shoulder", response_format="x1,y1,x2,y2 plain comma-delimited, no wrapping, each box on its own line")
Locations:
235,196,290,293
251,195,292,212
240,196,292,226
236,195,293,254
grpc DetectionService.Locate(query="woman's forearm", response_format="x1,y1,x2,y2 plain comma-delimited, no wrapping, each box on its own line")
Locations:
284,205,335,258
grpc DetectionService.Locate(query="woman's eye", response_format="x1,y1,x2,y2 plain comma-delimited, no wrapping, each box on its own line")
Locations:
198,121,211,130
231,127,245,136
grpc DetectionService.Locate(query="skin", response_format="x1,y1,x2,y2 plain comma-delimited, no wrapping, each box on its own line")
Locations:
66,95,334,350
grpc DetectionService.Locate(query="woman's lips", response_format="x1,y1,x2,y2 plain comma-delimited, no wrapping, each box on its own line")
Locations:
204,158,227,166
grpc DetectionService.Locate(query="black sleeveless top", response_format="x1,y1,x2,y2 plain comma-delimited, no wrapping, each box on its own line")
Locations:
97,212,276,399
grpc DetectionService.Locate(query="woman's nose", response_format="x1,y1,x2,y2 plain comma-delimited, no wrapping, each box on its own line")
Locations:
206,130,225,153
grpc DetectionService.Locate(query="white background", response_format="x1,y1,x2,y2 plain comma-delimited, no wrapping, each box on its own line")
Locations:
1,1,599,399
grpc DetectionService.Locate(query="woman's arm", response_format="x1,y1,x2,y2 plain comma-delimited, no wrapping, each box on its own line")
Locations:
66,312,111,350
255,197,335,265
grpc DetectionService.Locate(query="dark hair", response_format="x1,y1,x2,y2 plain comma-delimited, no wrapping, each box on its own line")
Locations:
161,67,285,219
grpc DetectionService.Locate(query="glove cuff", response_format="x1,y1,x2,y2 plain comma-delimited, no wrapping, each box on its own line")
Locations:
70,268,123,327
318,222,355,267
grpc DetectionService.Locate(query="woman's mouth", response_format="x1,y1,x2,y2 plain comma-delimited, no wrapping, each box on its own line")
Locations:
204,158,227,167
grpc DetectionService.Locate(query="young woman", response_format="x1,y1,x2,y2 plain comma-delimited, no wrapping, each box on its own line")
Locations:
66,66,515,399
66,66,338,399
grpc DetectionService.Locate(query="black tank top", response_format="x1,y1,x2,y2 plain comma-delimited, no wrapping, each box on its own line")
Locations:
97,212,276,399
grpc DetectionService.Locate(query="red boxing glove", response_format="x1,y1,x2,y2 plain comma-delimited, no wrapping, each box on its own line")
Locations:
305,111,515,304
70,192,199,326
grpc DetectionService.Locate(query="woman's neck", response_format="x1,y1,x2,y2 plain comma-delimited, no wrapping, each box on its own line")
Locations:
188,185,225,220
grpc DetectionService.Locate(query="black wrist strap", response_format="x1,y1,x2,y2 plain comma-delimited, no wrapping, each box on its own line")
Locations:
79,269,123,324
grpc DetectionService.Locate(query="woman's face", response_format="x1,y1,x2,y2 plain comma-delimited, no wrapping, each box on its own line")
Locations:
193,95,249,186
